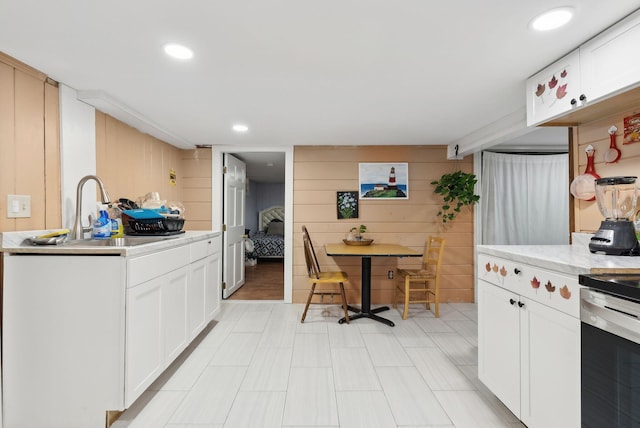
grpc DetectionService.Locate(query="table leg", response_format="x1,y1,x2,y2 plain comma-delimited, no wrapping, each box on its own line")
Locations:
338,256,395,326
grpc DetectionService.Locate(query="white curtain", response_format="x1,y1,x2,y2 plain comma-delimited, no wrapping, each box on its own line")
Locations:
481,152,569,245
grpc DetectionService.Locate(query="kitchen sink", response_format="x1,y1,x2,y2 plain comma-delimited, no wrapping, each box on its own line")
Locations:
64,236,177,247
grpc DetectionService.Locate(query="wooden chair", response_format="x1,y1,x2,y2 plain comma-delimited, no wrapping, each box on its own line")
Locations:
301,226,350,324
393,236,445,319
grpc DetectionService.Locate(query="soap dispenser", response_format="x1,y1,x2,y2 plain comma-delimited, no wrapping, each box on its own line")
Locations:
92,204,111,239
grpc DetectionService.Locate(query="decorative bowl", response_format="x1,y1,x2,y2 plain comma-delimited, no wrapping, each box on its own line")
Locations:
343,239,374,246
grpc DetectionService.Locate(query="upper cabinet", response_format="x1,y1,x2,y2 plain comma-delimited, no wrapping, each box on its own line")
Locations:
580,9,640,103
527,9,640,127
526,50,582,127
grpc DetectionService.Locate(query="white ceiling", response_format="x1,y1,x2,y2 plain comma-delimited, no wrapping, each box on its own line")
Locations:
1,1,638,155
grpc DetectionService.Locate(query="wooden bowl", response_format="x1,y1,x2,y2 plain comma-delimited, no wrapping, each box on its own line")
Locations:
343,239,374,246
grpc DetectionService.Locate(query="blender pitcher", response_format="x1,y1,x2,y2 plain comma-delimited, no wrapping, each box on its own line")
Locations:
589,176,640,255
594,176,637,220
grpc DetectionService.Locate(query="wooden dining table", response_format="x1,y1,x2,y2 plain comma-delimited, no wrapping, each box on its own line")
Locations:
325,242,421,326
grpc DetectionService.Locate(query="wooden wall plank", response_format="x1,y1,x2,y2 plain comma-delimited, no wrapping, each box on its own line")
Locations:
0,62,15,231
44,80,61,228
181,148,212,230
14,69,45,230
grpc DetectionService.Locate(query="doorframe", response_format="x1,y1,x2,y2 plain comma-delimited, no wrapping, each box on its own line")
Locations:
212,145,294,303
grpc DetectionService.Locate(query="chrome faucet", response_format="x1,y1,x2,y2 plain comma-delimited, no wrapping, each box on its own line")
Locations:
70,175,111,240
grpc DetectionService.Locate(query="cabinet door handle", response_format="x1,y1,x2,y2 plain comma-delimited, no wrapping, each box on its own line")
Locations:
579,94,586,102
514,268,521,275
509,298,516,305
518,301,525,308
570,98,577,106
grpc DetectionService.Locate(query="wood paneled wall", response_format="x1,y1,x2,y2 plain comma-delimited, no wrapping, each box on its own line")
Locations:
0,52,60,233
573,101,640,232
181,148,212,231
95,112,212,231
96,112,183,208
293,146,475,305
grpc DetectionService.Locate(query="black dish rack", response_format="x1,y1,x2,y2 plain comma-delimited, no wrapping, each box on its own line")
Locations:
123,216,185,236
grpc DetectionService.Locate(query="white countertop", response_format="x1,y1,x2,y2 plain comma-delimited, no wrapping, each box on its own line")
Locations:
478,234,640,276
0,230,221,256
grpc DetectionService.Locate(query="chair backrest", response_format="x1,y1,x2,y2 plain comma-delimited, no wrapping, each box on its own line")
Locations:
302,226,321,279
422,236,446,278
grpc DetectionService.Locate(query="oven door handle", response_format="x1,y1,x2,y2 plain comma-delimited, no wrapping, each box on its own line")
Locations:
580,288,640,345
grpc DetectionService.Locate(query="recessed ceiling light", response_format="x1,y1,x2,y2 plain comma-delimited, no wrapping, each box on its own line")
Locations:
531,7,574,31
232,123,249,133
163,43,194,60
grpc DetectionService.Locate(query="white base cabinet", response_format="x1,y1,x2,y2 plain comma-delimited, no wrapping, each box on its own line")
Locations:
2,233,221,428
477,253,581,428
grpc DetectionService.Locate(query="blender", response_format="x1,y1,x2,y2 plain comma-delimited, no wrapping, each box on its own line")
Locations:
589,176,640,255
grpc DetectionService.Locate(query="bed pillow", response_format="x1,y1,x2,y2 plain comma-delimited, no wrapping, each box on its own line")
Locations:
266,221,284,236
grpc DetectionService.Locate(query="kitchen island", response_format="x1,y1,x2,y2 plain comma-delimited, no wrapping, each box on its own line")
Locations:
477,234,640,428
0,230,222,428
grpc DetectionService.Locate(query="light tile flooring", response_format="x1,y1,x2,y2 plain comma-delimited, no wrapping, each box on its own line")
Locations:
112,302,525,428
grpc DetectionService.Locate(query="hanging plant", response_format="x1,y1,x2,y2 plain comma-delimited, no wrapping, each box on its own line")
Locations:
431,170,480,225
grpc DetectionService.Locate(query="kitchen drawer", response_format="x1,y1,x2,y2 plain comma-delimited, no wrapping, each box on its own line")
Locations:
128,246,190,287
190,236,220,262
478,254,581,319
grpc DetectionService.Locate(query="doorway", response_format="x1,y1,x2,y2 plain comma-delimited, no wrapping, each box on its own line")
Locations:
211,146,294,303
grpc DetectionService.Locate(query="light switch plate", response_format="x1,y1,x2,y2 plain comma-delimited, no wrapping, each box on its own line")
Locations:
7,194,31,218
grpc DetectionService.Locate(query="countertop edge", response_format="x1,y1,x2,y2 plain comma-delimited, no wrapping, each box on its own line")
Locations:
477,244,640,275
1,230,221,256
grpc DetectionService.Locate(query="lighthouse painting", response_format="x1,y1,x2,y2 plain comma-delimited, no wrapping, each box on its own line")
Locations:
359,163,408,199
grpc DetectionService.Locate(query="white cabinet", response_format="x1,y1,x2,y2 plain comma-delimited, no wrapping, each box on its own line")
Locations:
125,265,189,405
188,258,207,339
526,50,582,126
125,237,222,406
477,281,521,414
477,253,581,428
204,253,222,321
581,9,640,104
527,9,640,126
2,232,222,428
520,296,580,428
189,237,222,338
125,274,163,403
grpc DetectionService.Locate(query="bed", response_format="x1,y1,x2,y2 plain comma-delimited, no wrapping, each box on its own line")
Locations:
247,206,285,259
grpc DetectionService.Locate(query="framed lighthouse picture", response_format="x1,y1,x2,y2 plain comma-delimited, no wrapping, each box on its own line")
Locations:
358,163,409,199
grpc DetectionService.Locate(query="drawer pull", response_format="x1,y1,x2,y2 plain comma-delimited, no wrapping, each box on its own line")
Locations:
514,268,521,275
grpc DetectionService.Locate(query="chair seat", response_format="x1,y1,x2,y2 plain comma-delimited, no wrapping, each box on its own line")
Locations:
308,271,348,283
397,268,435,280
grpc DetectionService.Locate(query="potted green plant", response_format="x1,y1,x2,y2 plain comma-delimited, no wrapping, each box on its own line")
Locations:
349,224,367,240
431,171,480,225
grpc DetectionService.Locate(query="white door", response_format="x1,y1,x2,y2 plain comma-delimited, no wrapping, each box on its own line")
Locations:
223,154,246,298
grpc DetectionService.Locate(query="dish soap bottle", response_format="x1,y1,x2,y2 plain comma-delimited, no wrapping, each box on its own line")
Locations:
92,204,112,240
108,203,124,238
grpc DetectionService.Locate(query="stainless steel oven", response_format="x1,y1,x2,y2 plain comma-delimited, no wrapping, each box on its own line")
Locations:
579,274,640,428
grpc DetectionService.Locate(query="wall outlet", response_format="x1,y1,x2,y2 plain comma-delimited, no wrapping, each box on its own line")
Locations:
388,270,394,279
6,194,31,218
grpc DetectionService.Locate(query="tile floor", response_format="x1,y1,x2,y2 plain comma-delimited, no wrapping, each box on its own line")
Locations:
112,302,525,428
